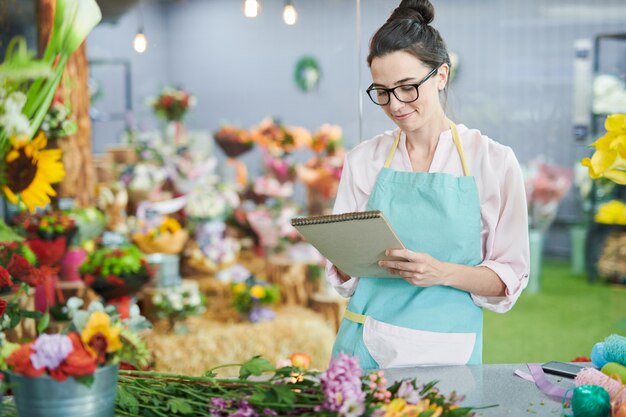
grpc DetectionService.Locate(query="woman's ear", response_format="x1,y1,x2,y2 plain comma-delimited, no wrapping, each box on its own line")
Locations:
437,63,450,91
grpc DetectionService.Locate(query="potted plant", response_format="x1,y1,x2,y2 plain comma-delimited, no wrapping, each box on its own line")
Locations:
151,281,206,333
80,245,151,301
1,300,151,417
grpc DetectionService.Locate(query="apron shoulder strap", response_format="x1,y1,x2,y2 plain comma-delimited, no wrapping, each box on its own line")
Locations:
383,121,471,176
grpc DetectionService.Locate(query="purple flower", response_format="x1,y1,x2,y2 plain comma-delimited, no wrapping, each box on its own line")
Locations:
262,409,278,416
397,379,422,404
320,353,365,415
230,400,258,417
248,306,275,323
30,334,73,370
209,397,230,410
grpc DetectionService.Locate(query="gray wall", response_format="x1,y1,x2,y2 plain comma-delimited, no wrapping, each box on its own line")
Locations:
85,0,626,257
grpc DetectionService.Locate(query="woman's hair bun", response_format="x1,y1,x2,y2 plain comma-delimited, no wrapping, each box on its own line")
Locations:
387,0,435,25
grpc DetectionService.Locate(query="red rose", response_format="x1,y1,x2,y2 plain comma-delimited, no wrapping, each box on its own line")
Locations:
6,254,32,280
60,333,97,377
6,344,46,378
0,266,12,288
0,299,7,317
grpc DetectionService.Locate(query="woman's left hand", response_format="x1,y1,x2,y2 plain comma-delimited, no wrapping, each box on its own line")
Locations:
378,249,448,287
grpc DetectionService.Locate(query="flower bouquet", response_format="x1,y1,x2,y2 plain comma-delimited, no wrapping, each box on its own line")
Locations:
114,353,481,417
149,86,196,123
151,281,206,331
231,277,280,323
2,301,151,417
13,210,77,266
250,117,310,157
40,99,77,141
0,0,102,214
184,228,241,275
132,216,189,255
80,245,151,301
582,113,626,185
185,184,241,226
213,124,255,158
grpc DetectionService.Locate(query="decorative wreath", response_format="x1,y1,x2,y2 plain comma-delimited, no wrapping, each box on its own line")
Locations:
294,56,321,92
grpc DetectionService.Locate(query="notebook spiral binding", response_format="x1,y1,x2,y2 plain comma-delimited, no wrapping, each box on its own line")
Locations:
290,210,383,226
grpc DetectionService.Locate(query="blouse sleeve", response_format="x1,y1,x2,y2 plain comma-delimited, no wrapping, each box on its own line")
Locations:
472,147,530,313
325,155,360,298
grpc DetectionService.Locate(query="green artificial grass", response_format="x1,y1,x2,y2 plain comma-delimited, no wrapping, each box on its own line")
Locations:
483,259,626,364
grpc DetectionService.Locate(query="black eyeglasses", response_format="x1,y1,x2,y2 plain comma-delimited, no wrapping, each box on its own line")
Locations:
366,66,439,106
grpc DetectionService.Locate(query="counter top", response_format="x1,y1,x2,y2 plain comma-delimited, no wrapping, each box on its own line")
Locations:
384,363,576,416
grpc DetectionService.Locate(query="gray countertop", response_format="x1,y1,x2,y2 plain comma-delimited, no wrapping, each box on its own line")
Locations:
384,363,576,416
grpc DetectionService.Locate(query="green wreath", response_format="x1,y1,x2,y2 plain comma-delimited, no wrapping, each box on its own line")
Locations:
294,56,321,92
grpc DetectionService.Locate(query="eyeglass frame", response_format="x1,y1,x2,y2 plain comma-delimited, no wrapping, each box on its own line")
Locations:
366,65,440,106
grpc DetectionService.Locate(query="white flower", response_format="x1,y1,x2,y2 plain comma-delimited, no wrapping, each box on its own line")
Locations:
60,0,102,55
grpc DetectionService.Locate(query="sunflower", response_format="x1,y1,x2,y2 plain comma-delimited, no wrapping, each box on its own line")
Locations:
2,132,65,212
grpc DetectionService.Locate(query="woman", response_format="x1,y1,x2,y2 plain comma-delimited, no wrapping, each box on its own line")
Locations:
328,0,530,369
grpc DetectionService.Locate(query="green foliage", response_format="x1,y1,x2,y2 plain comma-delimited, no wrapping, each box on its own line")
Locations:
239,356,274,380
80,245,146,278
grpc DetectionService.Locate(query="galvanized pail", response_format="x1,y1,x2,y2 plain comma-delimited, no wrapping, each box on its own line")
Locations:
8,363,118,417
147,253,182,287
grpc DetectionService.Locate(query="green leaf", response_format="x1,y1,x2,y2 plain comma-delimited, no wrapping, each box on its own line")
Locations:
418,411,435,417
9,313,21,328
167,398,193,415
37,311,50,334
271,385,296,407
239,356,275,380
20,310,43,319
75,374,95,388
117,385,139,414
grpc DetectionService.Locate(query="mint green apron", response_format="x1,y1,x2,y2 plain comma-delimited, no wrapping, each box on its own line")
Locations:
331,120,483,369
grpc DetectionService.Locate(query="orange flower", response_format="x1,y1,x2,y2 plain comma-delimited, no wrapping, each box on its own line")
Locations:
6,344,45,378
60,332,98,377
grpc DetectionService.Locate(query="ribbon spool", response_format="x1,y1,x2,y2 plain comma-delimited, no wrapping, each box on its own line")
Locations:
615,402,626,417
563,385,611,417
602,363,626,385
592,342,609,368
604,335,626,367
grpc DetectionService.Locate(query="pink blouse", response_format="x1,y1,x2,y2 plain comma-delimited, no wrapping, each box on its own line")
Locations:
327,124,530,313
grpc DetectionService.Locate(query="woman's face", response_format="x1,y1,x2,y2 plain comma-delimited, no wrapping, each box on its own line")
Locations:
370,51,448,133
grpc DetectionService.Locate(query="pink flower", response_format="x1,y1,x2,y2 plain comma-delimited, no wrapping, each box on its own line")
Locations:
320,353,366,415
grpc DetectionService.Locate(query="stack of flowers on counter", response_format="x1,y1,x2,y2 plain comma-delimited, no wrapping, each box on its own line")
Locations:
132,216,189,255
231,277,280,323
148,86,196,123
114,353,479,417
213,124,255,158
80,245,152,301
524,159,573,232
298,124,346,214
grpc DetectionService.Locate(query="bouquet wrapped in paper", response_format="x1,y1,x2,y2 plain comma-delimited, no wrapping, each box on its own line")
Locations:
132,217,189,255
213,125,255,158
524,160,573,232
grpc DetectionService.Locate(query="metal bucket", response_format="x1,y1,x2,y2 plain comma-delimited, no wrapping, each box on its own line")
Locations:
8,364,118,417
147,253,182,287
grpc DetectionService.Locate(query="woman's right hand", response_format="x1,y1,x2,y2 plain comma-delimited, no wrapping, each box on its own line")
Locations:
331,265,352,283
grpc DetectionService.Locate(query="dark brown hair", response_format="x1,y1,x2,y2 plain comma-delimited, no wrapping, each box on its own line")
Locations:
367,0,450,72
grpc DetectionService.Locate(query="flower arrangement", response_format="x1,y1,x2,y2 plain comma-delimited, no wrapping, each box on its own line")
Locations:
115,353,479,417
132,216,189,255
231,278,280,322
524,159,573,232
310,123,343,156
185,185,241,222
245,203,301,253
213,124,255,158
80,245,151,301
582,113,626,185
2,299,151,381
250,117,310,157
151,283,206,328
0,0,102,213
149,86,196,122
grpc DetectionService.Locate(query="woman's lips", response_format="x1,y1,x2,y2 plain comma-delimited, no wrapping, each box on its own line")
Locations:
393,112,413,121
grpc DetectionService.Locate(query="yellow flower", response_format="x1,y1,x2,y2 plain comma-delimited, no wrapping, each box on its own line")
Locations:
595,200,626,225
232,282,247,295
581,113,626,185
159,217,182,234
81,311,122,360
2,132,65,212
250,285,266,299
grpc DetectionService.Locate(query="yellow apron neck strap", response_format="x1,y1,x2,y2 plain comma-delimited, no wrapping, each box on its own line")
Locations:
383,119,471,176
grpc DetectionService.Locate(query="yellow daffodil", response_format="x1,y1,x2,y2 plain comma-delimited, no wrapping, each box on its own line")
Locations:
2,132,65,212
81,311,122,362
250,285,266,299
595,200,626,225
581,113,626,185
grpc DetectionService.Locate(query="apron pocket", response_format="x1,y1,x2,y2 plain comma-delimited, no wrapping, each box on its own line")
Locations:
362,316,476,368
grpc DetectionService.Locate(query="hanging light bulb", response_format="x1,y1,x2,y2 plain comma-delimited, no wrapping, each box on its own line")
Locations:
133,30,147,53
283,0,297,25
243,0,260,18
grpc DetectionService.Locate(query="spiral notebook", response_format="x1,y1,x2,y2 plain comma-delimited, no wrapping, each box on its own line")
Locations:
291,210,406,278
